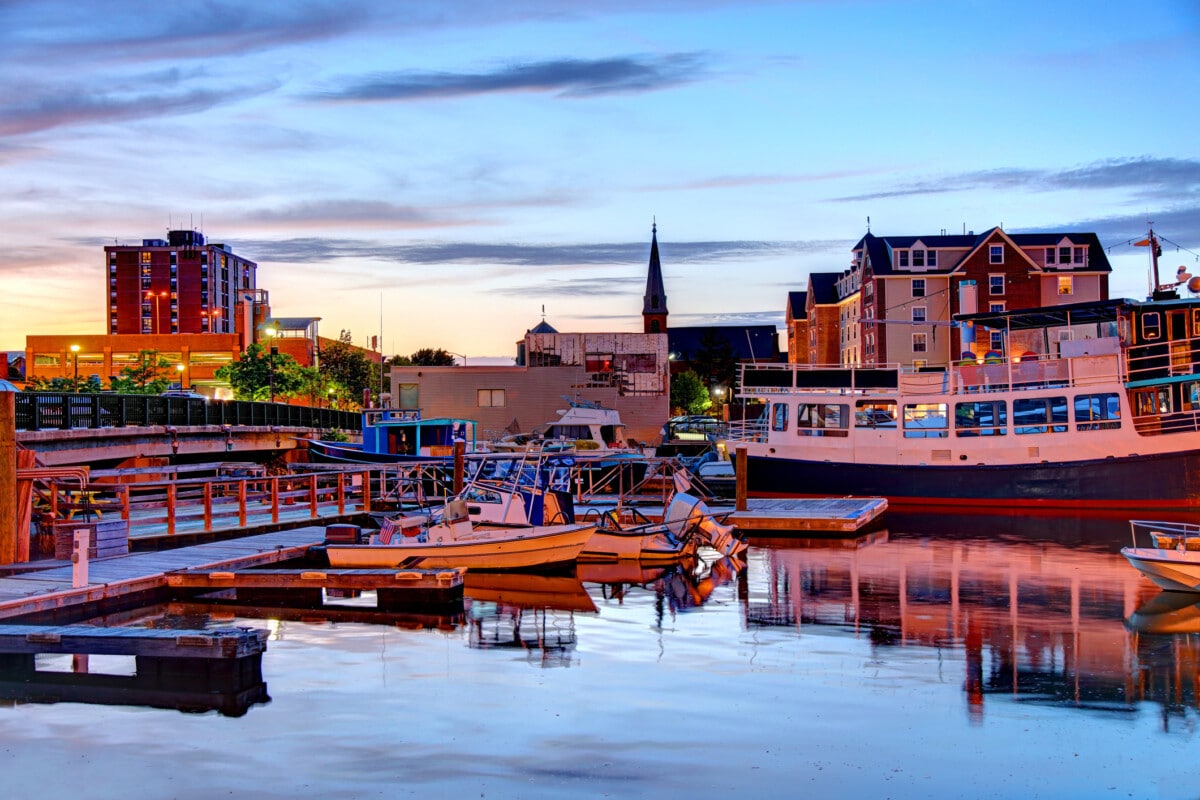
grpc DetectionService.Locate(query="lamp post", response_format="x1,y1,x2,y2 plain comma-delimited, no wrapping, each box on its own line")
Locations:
201,308,221,332
146,291,168,334
263,326,277,403
176,363,186,390
69,344,80,389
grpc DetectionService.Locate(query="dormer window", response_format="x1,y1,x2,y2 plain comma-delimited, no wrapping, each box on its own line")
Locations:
912,249,925,268
898,250,909,268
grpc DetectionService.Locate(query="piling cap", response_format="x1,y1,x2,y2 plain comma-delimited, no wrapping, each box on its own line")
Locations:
0,379,18,393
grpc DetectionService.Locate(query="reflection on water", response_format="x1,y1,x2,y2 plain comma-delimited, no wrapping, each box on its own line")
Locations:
7,514,1200,798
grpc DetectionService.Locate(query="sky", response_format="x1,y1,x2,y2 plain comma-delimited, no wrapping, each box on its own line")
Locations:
3,0,1199,362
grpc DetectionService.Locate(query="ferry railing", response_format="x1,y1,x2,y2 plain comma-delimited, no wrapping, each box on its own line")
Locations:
726,418,767,443
15,392,361,432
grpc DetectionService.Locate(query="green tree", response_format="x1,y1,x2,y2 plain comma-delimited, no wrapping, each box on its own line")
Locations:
109,350,175,394
319,339,375,408
671,369,712,415
410,348,457,366
216,343,304,401
25,375,103,393
691,328,738,395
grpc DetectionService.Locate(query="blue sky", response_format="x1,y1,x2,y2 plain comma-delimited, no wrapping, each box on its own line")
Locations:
3,0,1198,360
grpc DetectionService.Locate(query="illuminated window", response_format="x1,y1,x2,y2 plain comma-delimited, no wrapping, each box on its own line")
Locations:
1058,276,1073,295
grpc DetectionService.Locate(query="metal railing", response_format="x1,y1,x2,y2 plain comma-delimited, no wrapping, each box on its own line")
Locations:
14,392,361,432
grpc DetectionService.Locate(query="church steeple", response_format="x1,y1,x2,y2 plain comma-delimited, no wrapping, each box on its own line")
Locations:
642,221,668,334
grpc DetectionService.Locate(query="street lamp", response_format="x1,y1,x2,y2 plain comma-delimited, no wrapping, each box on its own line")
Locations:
145,290,168,334
176,363,186,390
69,344,80,388
201,308,221,332
263,326,278,403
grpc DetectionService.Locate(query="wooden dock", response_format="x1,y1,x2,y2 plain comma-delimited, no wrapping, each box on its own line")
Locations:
0,623,267,660
166,566,465,609
727,497,888,533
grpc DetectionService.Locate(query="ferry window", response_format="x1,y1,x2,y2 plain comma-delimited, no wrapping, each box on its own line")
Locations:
772,402,788,432
1014,397,1068,434
903,403,948,438
955,400,1007,436
989,246,1004,265
989,275,1005,294
477,389,506,408
796,403,849,437
1141,312,1161,341
912,278,925,297
855,401,896,428
1192,309,1200,337
1131,387,1171,417
1074,393,1121,430
1185,382,1200,412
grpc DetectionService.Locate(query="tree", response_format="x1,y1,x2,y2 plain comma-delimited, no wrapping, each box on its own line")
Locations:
216,343,304,401
691,328,738,395
410,348,458,366
671,369,712,415
319,338,375,408
109,350,175,394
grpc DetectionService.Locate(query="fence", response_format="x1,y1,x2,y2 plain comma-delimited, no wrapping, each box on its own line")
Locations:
15,392,361,432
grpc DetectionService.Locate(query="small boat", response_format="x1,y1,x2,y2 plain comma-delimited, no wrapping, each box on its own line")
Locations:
1121,519,1200,592
492,397,638,455
307,409,479,465
325,498,596,570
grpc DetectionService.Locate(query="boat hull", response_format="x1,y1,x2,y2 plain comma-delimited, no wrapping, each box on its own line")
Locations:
745,449,1200,511
580,528,695,563
1122,547,1200,593
326,523,596,570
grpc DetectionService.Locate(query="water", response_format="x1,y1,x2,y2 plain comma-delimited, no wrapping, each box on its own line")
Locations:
3,512,1200,799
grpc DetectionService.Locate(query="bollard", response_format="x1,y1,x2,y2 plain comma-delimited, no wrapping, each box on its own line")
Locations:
71,528,89,588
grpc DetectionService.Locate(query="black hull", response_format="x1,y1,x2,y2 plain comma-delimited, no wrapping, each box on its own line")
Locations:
746,450,1200,510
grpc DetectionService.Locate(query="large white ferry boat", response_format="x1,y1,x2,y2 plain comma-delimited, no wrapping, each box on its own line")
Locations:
727,297,1200,510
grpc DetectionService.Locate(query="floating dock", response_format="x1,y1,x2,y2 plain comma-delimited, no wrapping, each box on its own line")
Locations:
727,497,888,533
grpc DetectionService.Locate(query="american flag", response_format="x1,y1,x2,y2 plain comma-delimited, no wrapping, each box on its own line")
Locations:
378,516,398,544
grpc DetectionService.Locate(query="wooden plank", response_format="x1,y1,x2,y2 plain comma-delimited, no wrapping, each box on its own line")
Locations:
165,567,465,591
728,497,888,533
0,624,266,659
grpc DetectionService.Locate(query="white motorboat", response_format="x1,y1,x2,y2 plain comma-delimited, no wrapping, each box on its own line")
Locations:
1121,519,1200,593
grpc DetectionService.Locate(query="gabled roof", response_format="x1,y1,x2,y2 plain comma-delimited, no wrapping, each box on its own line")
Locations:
528,320,558,334
668,325,780,362
854,228,1112,277
786,291,808,321
808,273,841,305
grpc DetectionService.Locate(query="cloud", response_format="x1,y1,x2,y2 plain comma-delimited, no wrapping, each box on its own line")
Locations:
311,53,711,102
1033,204,1200,253
0,82,277,137
238,236,828,266
834,157,1200,203
491,276,643,298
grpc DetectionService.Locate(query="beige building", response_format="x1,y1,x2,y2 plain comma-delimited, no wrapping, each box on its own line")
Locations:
391,328,670,445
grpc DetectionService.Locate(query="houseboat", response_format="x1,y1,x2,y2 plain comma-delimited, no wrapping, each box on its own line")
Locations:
727,297,1200,511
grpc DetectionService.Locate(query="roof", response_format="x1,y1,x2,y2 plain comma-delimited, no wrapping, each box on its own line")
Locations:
528,320,558,334
786,291,808,321
855,228,1112,277
668,325,780,362
265,316,321,331
808,273,841,305
955,298,1127,330
643,223,668,316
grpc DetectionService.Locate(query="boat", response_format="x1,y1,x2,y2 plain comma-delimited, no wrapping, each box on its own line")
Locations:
325,498,596,570
492,397,639,455
307,409,480,465
728,296,1200,510
1122,519,1200,593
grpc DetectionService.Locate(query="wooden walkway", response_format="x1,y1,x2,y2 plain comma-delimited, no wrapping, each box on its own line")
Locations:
727,497,888,533
0,528,326,621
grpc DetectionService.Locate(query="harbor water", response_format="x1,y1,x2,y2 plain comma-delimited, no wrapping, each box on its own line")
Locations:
2,510,1199,799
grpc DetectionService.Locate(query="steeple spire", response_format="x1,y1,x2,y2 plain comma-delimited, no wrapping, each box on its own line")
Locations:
643,221,668,334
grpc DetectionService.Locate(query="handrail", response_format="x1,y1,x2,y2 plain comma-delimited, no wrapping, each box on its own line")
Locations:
13,392,361,432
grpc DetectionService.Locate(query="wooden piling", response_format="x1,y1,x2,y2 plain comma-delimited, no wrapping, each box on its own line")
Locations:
735,445,748,512
0,389,13,566
453,440,465,495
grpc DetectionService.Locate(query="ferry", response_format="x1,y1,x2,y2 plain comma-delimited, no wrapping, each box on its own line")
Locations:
727,297,1200,511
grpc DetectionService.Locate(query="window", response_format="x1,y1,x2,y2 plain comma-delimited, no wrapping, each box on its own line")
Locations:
912,278,925,297
1185,382,1200,412
856,401,896,428
1141,312,1162,341
990,331,1004,351
140,251,152,264
913,333,927,353
1014,397,1069,434
796,403,849,437
912,250,925,268
989,275,1005,295
912,307,927,323
1132,386,1171,417
772,402,789,432
477,389,506,408
912,359,927,369
989,245,1004,264
1073,247,1085,265
989,302,1005,313
585,353,613,373
927,250,937,267
1059,246,1072,265
956,400,1007,436
1046,247,1056,265
1074,393,1121,430
898,250,909,268
903,403,948,438
1058,276,1073,296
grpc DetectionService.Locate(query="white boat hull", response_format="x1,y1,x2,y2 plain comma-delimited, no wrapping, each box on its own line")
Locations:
1122,546,1200,593
327,523,596,570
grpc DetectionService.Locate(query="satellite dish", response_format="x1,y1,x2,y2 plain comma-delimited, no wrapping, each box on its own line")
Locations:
1186,275,1200,294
